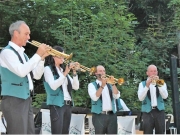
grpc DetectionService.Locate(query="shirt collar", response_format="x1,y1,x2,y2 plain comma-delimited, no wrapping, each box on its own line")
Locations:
8,41,25,53
56,66,64,73
96,79,102,85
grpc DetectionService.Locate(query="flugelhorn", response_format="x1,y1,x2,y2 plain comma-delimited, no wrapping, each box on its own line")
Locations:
27,40,73,60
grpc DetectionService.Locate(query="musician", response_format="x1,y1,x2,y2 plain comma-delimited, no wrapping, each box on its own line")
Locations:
88,65,120,134
43,46,79,134
138,64,168,134
0,20,50,134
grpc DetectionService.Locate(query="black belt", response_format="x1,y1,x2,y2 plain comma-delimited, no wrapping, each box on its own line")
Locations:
64,100,72,106
152,106,157,109
101,111,113,115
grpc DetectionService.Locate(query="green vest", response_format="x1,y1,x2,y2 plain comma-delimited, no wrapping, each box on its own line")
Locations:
91,82,116,114
43,66,72,107
0,46,30,99
141,81,165,113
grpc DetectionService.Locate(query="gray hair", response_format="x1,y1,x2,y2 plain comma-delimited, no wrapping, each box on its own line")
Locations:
9,20,26,37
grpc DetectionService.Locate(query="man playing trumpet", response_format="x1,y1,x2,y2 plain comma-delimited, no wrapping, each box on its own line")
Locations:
0,20,50,134
138,64,168,134
88,65,120,134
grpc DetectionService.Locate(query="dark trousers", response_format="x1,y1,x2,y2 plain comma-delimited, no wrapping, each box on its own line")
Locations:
49,105,72,134
142,109,165,134
1,96,35,134
92,113,117,134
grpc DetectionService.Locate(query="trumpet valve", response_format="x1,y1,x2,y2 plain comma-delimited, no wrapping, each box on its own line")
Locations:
80,68,86,72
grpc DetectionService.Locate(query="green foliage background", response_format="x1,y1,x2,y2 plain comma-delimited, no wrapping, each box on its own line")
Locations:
1,0,180,114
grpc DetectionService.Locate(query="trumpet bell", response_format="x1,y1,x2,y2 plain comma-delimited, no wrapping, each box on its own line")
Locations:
106,77,125,85
156,79,164,86
66,53,73,60
117,78,125,85
89,67,96,75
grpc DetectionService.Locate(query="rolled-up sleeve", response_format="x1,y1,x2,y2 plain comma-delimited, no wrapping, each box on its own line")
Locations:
158,83,168,99
88,83,100,101
138,82,149,101
32,56,45,80
44,66,66,90
113,91,120,99
67,75,79,90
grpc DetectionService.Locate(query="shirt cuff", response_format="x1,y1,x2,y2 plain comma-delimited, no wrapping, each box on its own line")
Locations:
33,53,41,61
113,91,120,99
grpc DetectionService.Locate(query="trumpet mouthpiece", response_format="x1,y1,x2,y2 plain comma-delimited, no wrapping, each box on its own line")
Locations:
26,40,30,43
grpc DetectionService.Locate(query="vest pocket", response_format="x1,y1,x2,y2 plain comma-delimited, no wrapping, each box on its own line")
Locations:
11,82,23,86
142,100,147,105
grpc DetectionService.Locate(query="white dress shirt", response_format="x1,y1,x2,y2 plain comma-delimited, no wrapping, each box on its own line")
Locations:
0,41,45,90
88,79,120,111
44,66,79,101
138,78,168,107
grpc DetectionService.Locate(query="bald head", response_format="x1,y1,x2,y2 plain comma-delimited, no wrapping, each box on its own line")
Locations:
95,65,106,79
146,64,158,77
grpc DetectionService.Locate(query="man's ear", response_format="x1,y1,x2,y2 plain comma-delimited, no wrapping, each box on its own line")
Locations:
13,30,19,37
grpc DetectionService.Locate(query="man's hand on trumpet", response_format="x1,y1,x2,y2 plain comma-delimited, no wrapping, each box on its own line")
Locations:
107,76,115,85
146,75,159,87
36,43,51,60
100,75,107,87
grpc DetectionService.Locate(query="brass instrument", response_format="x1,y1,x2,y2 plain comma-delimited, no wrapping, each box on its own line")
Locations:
64,60,124,85
64,60,96,74
27,40,73,60
151,76,164,86
156,79,164,86
100,74,125,85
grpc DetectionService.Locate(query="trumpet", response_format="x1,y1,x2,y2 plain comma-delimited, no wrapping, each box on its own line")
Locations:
100,74,125,85
151,76,164,86
64,60,96,74
156,79,165,86
27,40,73,60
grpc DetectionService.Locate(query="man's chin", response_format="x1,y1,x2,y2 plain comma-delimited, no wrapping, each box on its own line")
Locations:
22,43,27,46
